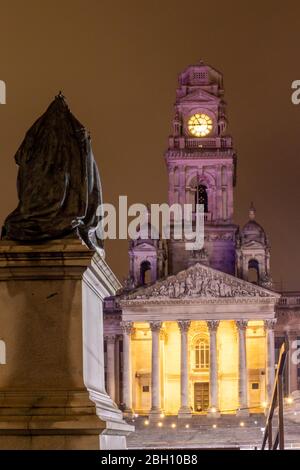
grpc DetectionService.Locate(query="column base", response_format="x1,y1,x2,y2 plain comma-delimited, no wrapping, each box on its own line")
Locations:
149,409,163,422
236,408,249,417
178,407,192,419
207,407,221,418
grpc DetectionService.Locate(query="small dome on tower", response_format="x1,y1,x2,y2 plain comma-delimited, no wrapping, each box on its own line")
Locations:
240,203,267,245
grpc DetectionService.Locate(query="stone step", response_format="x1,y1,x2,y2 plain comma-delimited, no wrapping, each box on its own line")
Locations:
126,415,300,449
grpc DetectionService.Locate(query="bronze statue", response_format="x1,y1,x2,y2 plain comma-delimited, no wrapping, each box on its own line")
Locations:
2,93,103,250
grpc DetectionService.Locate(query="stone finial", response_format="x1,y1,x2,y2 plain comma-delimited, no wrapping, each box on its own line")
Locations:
56,90,65,100
249,202,256,220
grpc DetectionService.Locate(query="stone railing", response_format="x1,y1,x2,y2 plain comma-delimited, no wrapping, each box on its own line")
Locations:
278,294,300,307
169,136,232,150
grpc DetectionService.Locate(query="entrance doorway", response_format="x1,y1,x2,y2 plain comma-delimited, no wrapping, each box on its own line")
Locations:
194,382,209,412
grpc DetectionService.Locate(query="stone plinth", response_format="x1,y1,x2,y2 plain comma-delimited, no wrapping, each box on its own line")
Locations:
0,240,133,449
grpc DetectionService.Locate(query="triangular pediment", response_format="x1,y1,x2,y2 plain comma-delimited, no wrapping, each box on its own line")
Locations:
179,88,220,104
122,263,280,301
240,240,266,249
133,242,156,250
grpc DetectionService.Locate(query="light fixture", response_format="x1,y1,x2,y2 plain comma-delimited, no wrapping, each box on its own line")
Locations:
285,396,294,405
160,413,165,418
171,423,176,428
185,424,190,429
261,401,268,408
211,407,217,413
144,419,149,426
158,422,163,427
240,421,245,427
212,424,217,429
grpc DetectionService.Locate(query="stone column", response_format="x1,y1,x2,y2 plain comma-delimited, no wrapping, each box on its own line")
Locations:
227,167,234,220
216,166,223,221
105,335,116,402
236,320,249,416
115,335,121,405
168,167,175,205
149,321,162,419
207,320,220,417
120,321,134,414
264,319,276,402
179,166,186,206
178,320,192,419
287,330,299,394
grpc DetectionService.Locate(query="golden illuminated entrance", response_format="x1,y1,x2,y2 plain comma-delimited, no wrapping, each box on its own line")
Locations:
127,318,270,416
194,382,209,412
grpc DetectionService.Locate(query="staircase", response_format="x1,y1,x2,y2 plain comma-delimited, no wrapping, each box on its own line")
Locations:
126,415,300,449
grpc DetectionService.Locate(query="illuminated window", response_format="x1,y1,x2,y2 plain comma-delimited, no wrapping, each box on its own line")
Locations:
195,338,209,369
188,113,212,137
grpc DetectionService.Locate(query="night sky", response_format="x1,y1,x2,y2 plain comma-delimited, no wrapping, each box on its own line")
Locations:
0,0,300,290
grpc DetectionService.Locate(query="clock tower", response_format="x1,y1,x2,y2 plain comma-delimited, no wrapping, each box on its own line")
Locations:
166,61,238,275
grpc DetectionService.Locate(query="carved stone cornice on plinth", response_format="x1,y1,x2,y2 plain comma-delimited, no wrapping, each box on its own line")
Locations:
120,321,134,335
149,321,162,332
178,320,191,333
264,319,277,331
236,320,248,330
207,320,220,332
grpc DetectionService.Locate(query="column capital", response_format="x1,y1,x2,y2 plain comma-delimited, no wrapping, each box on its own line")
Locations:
105,335,116,344
149,321,162,332
178,320,191,333
264,319,277,331
207,320,220,332
120,321,134,335
236,319,248,330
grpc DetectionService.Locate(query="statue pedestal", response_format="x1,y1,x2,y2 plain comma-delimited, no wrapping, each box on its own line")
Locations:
0,240,133,449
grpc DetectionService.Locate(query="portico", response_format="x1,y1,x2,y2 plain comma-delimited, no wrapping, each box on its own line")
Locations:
119,263,280,418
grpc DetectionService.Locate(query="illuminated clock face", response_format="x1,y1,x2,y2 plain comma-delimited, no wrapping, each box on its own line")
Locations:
188,113,213,137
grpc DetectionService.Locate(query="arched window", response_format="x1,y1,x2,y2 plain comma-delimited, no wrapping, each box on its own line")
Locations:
195,337,209,369
195,185,208,213
140,260,151,286
248,259,259,284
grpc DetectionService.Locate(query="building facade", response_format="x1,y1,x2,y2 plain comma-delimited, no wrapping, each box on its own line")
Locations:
104,61,300,419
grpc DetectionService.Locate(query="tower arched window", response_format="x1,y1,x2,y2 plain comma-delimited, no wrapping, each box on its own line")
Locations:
195,337,209,369
140,260,151,286
248,259,259,284
195,184,208,213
